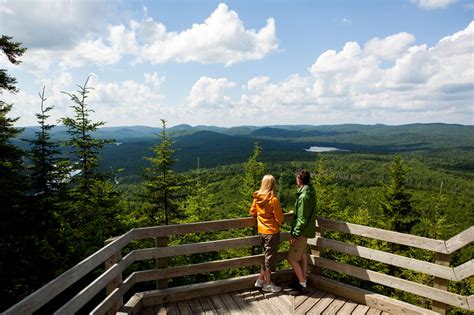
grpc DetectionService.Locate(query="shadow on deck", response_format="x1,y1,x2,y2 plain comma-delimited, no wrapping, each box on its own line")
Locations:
127,272,434,315
142,286,386,315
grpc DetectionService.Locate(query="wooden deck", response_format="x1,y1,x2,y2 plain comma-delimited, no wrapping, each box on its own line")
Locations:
141,286,390,315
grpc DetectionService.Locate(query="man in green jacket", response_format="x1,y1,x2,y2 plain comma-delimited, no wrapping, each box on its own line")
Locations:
288,169,317,296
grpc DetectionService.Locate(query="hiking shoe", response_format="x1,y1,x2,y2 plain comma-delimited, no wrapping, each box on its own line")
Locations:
289,284,308,296
262,282,282,293
254,279,265,289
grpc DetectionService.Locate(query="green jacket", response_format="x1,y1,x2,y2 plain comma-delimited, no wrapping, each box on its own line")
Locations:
290,184,317,238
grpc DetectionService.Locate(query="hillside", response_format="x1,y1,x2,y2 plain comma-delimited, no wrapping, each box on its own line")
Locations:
17,123,474,175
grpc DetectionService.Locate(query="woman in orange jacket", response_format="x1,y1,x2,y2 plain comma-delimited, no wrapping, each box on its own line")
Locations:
249,174,284,292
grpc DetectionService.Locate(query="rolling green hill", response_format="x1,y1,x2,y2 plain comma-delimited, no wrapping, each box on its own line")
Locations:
17,123,474,176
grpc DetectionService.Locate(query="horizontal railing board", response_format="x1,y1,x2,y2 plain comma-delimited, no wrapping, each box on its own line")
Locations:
454,259,474,282
139,271,294,307
134,252,289,283
318,218,448,253
91,273,137,315
133,213,294,239
135,235,260,260
310,256,472,310
309,237,458,280
309,274,438,315
4,213,471,315
445,226,474,253
3,230,135,315
54,251,136,314
120,293,143,315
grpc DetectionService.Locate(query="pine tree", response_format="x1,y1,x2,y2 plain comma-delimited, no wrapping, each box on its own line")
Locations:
60,76,112,192
58,77,122,265
24,87,66,281
381,155,417,233
28,87,63,196
0,36,31,309
314,157,339,219
0,35,26,93
142,119,183,226
240,140,266,212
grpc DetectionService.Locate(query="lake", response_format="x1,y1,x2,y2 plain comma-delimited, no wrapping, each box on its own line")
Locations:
305,146,348,152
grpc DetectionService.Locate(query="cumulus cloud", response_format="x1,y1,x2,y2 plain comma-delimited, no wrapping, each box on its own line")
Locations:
226,22,473,124
129,3,278,66
8,72,167,126
411,0,457,10
0,0,113,49
363,33,416,60
12,2,278,74
186,77,236,108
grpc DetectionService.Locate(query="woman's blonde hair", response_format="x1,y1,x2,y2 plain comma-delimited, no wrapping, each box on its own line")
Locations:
257,174,276,197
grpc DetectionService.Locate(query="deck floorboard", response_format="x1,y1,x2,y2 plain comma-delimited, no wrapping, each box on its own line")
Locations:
141,286,389,314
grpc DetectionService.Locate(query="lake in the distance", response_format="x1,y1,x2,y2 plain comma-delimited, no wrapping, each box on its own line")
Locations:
305,146,348,152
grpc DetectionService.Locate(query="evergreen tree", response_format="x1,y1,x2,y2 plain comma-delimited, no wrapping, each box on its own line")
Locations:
24,87,66,282
60,76,112,192
0,103,30,309
58,77,122,265
380,155,417,233
181,170,215,223
313,157,340,219
142,119,182,226
0,35,26,93
28,87,63,196
0,36,31,309
240,140,266,212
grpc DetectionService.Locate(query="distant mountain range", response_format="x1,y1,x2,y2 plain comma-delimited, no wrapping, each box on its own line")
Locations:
16,123,474,174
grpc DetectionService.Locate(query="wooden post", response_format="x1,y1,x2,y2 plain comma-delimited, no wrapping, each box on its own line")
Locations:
155,236,169,289
310,220,323,276
104,237,123,315
432,252,451,314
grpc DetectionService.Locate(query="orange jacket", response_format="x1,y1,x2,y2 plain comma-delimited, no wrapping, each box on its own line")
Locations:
249,192,283,234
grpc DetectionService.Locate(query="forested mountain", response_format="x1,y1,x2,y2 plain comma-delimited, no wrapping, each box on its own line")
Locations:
17,123,474,176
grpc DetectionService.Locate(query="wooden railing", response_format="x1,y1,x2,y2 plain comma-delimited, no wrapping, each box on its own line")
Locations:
308,218,474,315
3,214,473,315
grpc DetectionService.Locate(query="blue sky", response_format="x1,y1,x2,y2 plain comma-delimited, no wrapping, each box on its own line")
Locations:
1,0,473,127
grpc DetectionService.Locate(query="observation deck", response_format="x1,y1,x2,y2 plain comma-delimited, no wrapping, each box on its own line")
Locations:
4,214,473,314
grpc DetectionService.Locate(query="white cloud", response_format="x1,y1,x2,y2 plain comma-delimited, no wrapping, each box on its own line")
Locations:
8,72,167,126
12,2,278,74
0,0,113,49
58,38,122,68
246,76,271,91
411,0,457,10
363,32,416,60
138,3,278,66
186,77,236,108
227,22,473,124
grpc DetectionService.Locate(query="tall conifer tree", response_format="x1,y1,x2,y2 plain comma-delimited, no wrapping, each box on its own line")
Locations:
381,155,417,233
143,119,182,225
58,76,122,264
0,35,30,309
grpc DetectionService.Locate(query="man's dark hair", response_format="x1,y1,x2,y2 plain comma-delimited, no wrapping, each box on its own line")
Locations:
296,169,311,185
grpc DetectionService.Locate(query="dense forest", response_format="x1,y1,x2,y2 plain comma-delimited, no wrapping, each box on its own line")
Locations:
1,37,472,314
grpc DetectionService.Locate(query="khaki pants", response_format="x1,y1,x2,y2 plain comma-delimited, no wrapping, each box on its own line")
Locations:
288,236,308,262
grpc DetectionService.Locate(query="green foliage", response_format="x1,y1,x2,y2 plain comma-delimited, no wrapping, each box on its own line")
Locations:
60,76,112,192
54,77,123,270
27,87,64,195
0,35,26,93
0,102,32,309
240,140,266,211
380,155,417,232
142,119,183,226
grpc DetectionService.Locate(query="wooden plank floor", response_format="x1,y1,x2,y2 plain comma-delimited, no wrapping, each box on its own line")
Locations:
141,286,390,314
